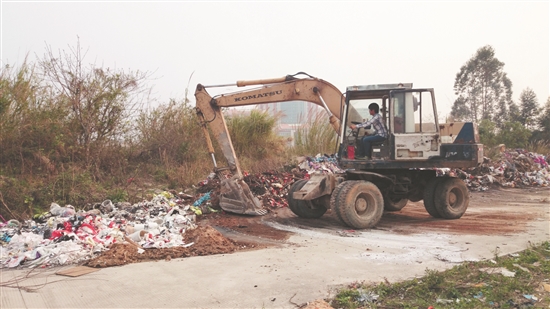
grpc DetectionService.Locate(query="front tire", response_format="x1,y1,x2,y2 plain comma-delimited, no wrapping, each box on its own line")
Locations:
288,179,328,218
434,178,469,219
334,181,384,229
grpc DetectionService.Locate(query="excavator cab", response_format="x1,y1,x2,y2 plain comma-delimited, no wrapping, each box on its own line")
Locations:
340,83,422,161
389,88,440,160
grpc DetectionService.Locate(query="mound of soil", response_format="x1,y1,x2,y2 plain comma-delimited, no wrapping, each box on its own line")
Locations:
85,225,240,268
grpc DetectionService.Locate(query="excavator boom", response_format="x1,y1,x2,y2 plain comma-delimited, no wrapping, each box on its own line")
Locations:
195,73,346,215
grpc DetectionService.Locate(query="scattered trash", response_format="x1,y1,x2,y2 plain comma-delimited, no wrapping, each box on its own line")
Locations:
193,191,212,206
479,267,516,277
6,219,22,229
436,298,454,304
356,289,379,304
337,230,360,237
473,292,485,301
50,203,76,217
512,263,531,273
523,294,538,301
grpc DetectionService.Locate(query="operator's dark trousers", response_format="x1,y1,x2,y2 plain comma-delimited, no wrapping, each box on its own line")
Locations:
359,135,386,158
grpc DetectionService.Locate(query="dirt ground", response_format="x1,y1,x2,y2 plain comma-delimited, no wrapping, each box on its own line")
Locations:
87,186,549,268
201,185,549,238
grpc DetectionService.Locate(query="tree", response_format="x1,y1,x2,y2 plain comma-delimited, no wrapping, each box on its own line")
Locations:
0,60,65,174
451,45,513,124
531,96,550,141
518,88,539,130
496,121,532,148
39,40,150,167
478,119,498,147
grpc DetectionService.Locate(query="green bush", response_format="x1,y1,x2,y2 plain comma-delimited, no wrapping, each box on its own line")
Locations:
496,121,532,148
478,119,533,149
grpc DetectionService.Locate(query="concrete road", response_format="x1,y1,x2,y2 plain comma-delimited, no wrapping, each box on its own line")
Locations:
2,187,549,308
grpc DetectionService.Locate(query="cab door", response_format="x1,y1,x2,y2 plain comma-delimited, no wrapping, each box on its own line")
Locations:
389,89,440,160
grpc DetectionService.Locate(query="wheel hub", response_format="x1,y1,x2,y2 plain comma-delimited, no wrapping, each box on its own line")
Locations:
355,198,367,213
448,191,457,205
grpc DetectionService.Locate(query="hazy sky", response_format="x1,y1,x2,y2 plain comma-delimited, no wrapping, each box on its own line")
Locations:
2,1,549,118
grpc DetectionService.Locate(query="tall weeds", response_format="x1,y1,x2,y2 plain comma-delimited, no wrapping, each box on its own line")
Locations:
527,139,550,155
292,107,338,156
225,109,289,173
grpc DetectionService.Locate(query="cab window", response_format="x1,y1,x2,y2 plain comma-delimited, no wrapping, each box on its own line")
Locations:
391,91,436,133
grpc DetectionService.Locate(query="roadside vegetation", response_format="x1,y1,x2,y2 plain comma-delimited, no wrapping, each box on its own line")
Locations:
292,107,339,156
331,241,550,309
0,43,292,220
1,42,549,221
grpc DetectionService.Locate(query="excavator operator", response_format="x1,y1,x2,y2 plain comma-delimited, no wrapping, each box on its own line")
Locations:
349,103,388,159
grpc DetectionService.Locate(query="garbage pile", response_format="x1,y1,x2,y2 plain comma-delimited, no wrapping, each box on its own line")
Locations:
245,171,297,208
246,155,343,208
0,192,200,269
84,225,240,268
296,154,345,175
0,154,341,269
195,154,342,210
440,149,550,191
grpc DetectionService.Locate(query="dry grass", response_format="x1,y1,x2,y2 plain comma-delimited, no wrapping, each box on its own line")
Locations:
292,107,338,156
527,139,550,156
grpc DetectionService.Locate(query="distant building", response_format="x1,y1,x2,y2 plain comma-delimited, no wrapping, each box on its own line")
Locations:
257,101,316,145
226,101,323,146
278,101,307,124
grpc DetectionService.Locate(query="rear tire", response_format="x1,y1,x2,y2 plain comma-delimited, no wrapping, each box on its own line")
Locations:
434,178,469,219
423,178,442,218
334,181,384,229
288,179,328,218
384,196,408,211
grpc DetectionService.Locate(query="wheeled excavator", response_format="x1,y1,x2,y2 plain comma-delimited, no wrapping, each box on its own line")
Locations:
195,72,483,229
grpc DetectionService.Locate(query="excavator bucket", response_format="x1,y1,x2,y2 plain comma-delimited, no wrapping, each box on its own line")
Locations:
219,177,267,216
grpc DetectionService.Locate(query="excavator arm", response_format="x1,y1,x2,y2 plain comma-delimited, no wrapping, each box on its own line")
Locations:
194,73,346,215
